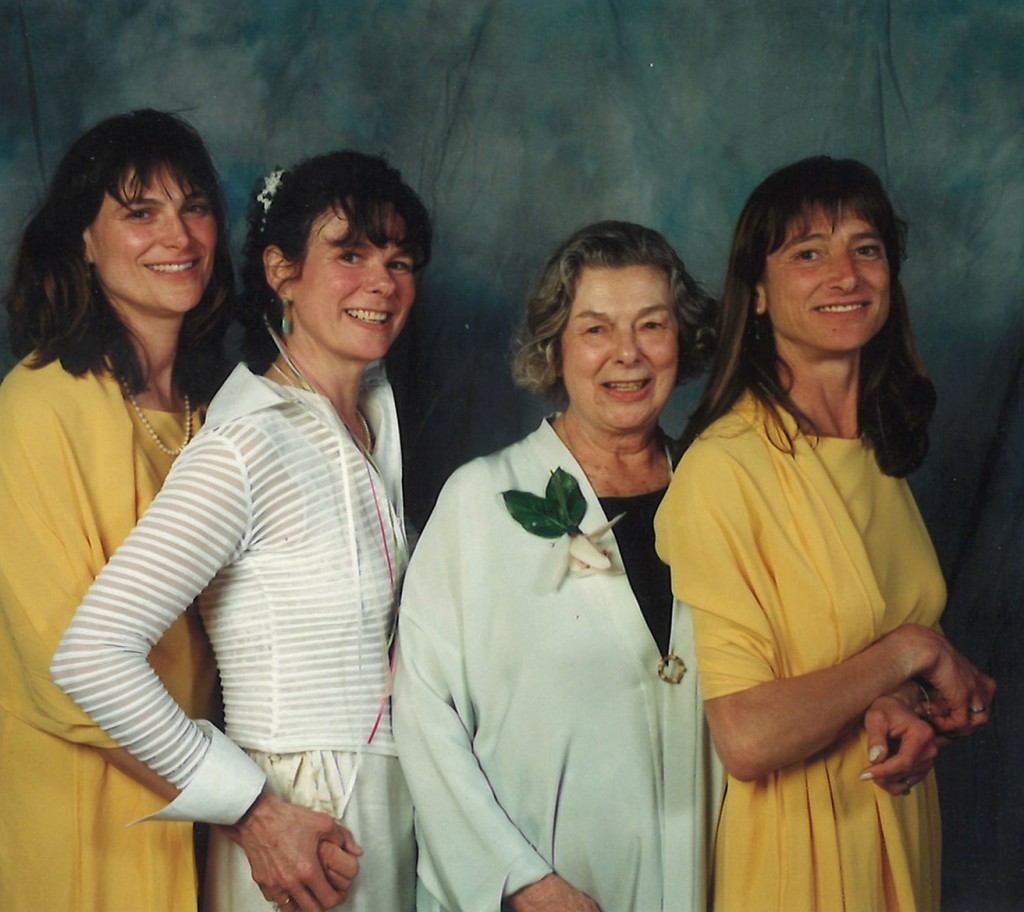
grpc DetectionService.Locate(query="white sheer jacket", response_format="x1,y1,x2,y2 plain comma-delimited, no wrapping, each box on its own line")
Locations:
51,363,407,824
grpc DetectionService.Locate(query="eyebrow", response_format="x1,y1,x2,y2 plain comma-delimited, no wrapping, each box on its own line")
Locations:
781,228,882,250
120,189,210,208
570,303,673,321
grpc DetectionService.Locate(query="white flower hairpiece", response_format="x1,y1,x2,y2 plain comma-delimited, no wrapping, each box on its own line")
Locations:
256,169,285,221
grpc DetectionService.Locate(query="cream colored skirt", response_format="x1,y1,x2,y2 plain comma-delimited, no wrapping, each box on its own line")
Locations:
204,749,414,912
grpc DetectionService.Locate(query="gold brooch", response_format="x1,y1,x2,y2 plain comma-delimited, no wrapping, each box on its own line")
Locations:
657,654,686,684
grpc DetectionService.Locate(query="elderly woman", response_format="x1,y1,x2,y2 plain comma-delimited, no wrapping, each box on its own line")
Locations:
393,220,721,911
0,109,232,911
52,150,432,912
655,157,995,911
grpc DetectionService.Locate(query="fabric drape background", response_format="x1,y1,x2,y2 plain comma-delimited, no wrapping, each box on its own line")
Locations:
1,2,1021,907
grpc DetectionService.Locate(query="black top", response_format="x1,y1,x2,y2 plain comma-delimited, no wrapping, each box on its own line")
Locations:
598,487,673,656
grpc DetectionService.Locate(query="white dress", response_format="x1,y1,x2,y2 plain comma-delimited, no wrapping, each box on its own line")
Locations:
53,363,414,911
393,419,721,912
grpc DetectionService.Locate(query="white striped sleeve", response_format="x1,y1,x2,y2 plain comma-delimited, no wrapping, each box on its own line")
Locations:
51,431,263,818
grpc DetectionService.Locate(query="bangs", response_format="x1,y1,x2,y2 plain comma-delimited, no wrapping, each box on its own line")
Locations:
330,196,428,269
333,199,407,250
771,197,877,252
108,161,203,206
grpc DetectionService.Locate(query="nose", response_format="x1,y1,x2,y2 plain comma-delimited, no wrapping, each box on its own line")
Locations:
829,251,858,291
365,261,396,296
162,214,190,249
614,328,641,364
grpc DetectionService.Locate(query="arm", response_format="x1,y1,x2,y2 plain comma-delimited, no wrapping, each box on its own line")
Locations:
0,369,143,748
393,471,556,910
51,433,258,802
50,431,355,912
656,436,994,783
506,875,601,911
702,623,992,781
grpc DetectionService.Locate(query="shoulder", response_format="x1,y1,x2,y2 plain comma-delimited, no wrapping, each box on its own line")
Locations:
682,398,771,471
436,423,556,503
1,359,110,411
0,360,124,445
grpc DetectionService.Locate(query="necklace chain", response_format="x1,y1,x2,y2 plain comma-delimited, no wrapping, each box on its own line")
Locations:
270,356,375,455
121,384,193,456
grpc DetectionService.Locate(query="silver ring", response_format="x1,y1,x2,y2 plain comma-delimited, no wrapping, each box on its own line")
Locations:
969,705,987,714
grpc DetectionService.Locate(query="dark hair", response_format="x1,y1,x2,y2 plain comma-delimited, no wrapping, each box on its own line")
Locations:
685,156,935,477
239,150,432,372
512,220,717,401
5,109,233,401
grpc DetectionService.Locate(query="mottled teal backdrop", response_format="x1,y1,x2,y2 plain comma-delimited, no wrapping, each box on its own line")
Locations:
2,1,1022,907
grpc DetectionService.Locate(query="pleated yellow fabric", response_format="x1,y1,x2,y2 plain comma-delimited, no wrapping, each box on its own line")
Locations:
0,360,218,911
656,394,943,912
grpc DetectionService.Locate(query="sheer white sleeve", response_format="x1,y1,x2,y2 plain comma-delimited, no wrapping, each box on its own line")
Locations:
51,432,256,800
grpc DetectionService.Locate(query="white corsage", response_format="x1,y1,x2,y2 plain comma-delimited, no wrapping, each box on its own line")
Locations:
502,468,624,591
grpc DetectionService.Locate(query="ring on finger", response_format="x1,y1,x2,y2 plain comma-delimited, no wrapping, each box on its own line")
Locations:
969,705,987,715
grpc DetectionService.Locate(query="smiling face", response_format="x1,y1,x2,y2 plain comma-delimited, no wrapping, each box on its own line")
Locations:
755,210,891,369
559,265,679,441
82,169,217,336
266,209,416,377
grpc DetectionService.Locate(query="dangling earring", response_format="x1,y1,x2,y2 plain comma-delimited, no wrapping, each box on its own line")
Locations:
280,298,292,335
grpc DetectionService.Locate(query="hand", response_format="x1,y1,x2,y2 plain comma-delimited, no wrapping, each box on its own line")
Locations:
860,693,938,796
887,625,996,733
318,833,363,897
506,874,602,911
223,789,363,912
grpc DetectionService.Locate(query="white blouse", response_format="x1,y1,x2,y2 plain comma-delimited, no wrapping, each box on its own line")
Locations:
52,364,407,823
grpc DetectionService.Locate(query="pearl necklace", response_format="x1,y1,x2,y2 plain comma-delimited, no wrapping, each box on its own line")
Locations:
122,386,193,456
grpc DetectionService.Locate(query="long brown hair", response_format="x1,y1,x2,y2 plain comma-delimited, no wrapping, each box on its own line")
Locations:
685,156,935,477
6,109,233,400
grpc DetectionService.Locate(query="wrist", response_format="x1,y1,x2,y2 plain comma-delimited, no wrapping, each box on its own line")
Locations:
233,787,271,831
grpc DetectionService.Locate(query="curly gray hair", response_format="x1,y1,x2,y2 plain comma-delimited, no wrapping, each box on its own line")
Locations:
512,220,717,401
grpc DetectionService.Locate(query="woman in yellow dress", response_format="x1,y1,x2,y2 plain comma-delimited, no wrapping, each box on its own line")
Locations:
0,110,233,911
655,156,995,911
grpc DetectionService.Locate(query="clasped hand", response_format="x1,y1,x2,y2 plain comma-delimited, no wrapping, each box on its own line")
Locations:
222,789,362,911
862,627,996,795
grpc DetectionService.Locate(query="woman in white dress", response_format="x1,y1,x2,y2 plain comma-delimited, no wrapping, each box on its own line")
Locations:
52,150,432,912
393,221,722,912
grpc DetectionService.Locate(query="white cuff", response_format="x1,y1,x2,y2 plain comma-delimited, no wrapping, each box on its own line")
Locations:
131,720,267,826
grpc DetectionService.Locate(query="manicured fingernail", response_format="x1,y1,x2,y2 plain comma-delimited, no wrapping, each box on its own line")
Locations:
868,746,883,762
859,771,874,781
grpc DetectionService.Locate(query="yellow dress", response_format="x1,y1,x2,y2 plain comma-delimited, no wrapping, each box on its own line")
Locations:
0,360,218,911
655,394,944,912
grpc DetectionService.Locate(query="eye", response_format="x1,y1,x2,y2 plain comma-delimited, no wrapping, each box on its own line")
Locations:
126,207,153,221
583,324,605,335
794,248,818,262
184,199,212,217
855,243,884,259
641,319,667,331
339,251,361,264
388,258,414,273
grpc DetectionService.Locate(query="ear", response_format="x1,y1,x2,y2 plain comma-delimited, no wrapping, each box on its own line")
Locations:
263,246,298,297
82,227,96,265
753,282,768,316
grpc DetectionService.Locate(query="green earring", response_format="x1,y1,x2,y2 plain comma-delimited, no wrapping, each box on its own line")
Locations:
281,298,291,335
